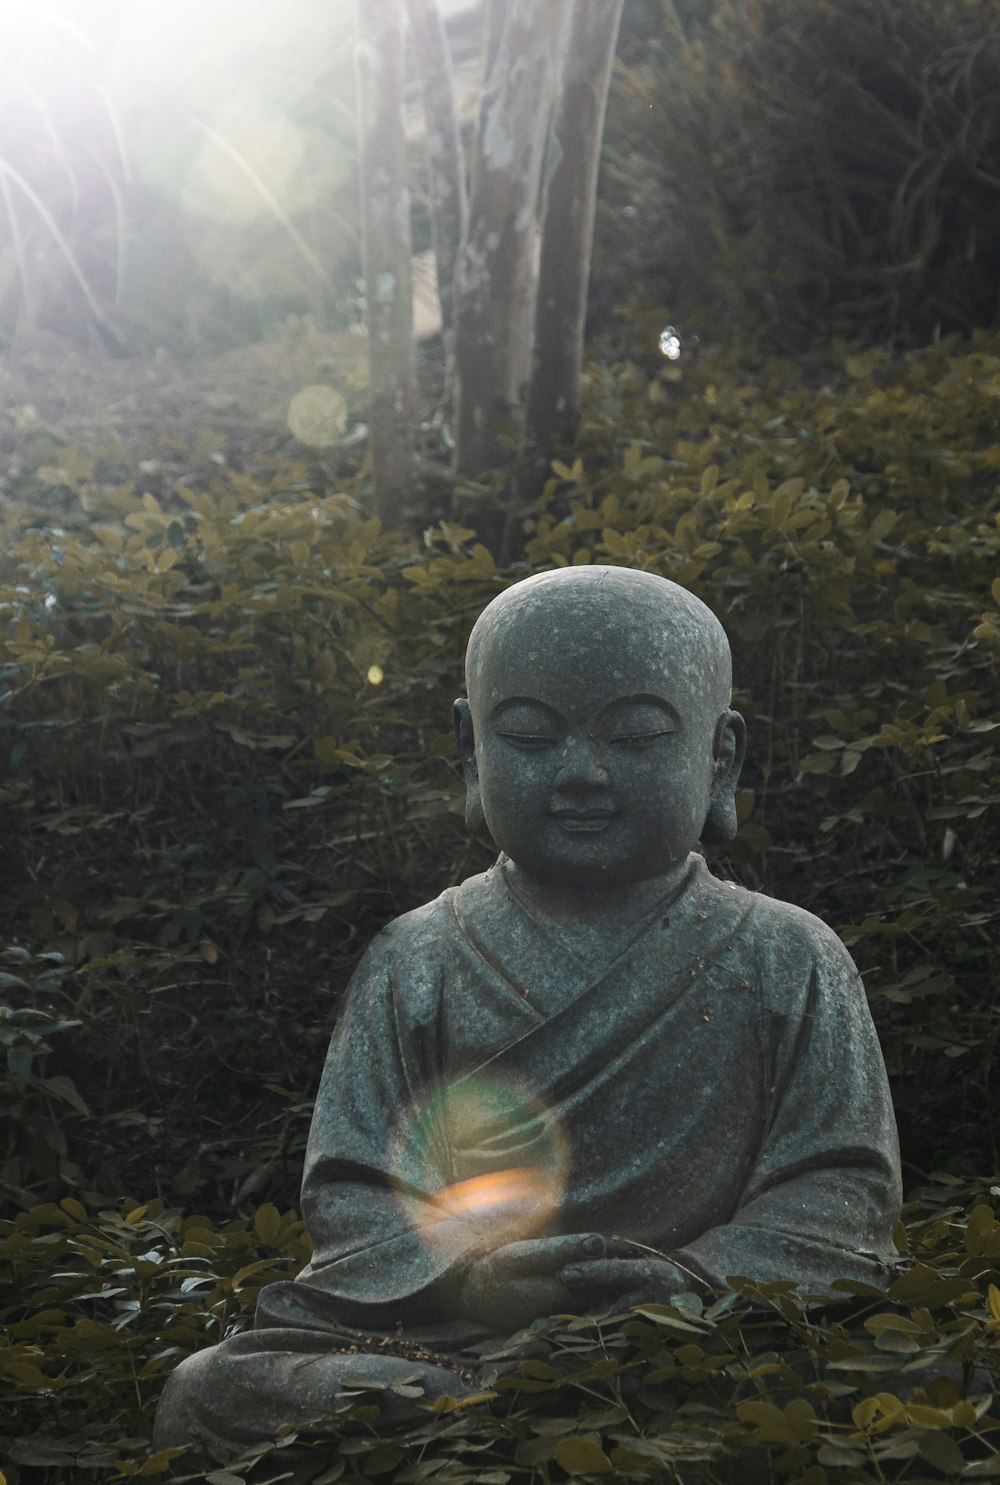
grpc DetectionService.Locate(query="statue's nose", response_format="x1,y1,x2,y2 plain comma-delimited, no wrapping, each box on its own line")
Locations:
554,736,610,789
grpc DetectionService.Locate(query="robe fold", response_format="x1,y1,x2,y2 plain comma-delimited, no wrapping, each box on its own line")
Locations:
256,854,901,1345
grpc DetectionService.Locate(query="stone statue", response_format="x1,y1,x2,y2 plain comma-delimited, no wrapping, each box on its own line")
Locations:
154,565,902,1463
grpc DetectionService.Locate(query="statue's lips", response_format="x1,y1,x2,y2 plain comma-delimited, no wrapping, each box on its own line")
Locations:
550,809,615,833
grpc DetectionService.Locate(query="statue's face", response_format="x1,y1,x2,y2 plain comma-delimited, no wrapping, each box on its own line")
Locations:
460,596,741,892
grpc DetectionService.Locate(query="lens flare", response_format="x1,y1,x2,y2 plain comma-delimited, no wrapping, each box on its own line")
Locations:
659,324,681,360
397,1077,568,1251
288,384,348,446
432,1167,551,1217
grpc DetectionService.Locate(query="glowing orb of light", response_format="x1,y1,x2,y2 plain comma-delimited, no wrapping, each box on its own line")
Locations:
432,1167,550,1217
398,1077,569,1252
659,324,681,360
366,664,384,686
287,385,348,446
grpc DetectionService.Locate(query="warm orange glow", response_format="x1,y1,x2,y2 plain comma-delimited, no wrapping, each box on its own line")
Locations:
432,1167,551,1218
395,1076,569,1252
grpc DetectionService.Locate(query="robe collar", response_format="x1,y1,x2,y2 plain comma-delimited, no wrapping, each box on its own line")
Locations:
450,853,756,1100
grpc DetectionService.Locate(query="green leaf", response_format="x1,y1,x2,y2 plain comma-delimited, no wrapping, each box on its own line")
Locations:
518,1359,559,1380
964,1203,997,1254
253,1204,281,1246
888,1268,978,1307
553,1437,613,1475
870,509,899,541
736,1402,797,1443
917,1430,968,1475
231,1259,280,1287
39,1078,92,1117
865,1313,921,1335
365,1444,406,1474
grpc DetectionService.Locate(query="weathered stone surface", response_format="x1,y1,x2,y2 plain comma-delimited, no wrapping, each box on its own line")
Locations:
154,566,902,1463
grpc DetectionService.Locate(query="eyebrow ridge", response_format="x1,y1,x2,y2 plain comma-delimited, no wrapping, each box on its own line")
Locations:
596,693,680,727
490,696,560,725
489,694,681,727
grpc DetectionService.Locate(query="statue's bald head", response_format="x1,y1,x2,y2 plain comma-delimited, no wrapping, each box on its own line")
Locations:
465,566,733,726
458,566,745,858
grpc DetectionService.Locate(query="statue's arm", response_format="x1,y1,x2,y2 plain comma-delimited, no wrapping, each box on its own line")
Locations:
672,923,903,1295
292,933,484,1326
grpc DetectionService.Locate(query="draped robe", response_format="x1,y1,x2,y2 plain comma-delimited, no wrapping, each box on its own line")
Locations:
153,855,902,1456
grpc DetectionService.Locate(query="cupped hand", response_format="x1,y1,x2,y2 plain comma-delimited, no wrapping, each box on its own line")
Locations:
459,1232,617,1332
558,1253,690,1313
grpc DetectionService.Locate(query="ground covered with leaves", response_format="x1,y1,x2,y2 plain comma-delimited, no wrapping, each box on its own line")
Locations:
2,1181,1000,1482
2,326,999,1480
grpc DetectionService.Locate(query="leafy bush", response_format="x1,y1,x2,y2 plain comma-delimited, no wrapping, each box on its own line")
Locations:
0,1195,311,1481
1,1180,998,1483
596,0,1000,350
0,461,499,1210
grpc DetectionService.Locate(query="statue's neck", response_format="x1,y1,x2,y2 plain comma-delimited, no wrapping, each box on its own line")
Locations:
501,856,693,936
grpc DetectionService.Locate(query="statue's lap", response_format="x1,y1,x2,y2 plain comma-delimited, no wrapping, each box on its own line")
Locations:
153,1323,474,1462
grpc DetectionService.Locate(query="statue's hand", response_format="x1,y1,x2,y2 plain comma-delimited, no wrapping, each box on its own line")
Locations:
558,1253,690,1311
459,1233,616,1332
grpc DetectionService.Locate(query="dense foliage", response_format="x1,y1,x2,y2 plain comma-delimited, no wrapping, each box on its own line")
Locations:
596,0,1000,350
2,1181,999,1483
2,329,999,1476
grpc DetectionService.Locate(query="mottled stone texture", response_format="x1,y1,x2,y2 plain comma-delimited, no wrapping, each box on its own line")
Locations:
154,567,902,1463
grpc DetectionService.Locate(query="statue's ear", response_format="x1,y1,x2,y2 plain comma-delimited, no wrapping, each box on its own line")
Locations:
701,709,747,847
453,699,487,836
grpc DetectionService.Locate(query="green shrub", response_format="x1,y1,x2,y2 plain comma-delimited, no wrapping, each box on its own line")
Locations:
595,0,1000,350
1,1182,998,1483
0,1195,311,1481
0,464,500,1209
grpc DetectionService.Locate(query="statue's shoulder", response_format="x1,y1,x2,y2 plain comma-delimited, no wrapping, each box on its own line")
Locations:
367,887,460,958
706,870,860,1001
343,873,497,1034
361,867,495,966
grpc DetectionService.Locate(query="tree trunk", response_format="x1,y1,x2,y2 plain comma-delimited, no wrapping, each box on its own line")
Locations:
451,0,572,478
522,0,624,494
405,0,468,346
482,0,506,89
355,0,419,523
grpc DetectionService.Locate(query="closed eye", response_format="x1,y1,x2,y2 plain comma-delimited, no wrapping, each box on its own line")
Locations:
609,730,675,748
495,731,558,749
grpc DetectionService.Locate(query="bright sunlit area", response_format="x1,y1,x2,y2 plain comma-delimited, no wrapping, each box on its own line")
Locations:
0,0,361,345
